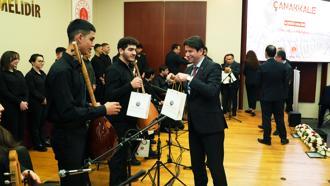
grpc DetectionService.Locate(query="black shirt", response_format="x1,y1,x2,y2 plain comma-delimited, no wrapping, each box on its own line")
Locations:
91,55,106,85
153,75,168,99
46,52,106,128
104,59,136,124
0,70,28,105
25,68,46,103
165,51,189,74
136,53,148,73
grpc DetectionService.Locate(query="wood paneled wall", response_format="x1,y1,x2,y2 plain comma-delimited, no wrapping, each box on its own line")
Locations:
124,2,206,71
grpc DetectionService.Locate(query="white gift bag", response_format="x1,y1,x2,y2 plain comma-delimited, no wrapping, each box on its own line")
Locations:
135,139,150,158
127,92,151,119
161,89,187,120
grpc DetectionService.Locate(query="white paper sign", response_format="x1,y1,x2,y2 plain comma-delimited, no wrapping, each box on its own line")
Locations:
161,89,187,120
222,71,237,84
127,92,151,119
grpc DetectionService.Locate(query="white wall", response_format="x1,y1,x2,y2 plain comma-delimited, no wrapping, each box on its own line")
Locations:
0,0,71,74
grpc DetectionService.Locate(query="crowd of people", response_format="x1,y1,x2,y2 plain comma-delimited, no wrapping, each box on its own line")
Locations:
0,18,300,186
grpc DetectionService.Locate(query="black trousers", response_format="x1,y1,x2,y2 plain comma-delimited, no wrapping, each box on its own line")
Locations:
245,83,257,109
108,122,136,186
28,102,47,146
1,103,26,142
189,129,227,186
318,105,330,128
51,126,89,186
260,100,287,141
221,83,238,115
285,84,293,112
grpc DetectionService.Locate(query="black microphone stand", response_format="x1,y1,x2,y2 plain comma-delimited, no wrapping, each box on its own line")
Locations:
161,120,190,168
141,118,187,186
221,71,242,123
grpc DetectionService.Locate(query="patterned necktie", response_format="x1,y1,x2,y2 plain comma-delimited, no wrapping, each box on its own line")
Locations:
192,66,198,77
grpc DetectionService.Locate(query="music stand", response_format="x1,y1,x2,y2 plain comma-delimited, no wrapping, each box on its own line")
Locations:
141,117,187,186
221,72,242,123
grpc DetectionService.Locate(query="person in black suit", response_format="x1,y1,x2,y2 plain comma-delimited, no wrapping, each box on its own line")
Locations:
243,50,259,116
221,53,240,116
92,44,109,104
257,45,289,145
165,43,189,74
278,47,293,113
318,86,330,128
136,43,148,74
0,51,29,142
25,54,47,152
104,37,143,186
46,19,121,186
174,36,227,186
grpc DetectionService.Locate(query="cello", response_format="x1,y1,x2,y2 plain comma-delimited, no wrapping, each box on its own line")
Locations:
133,61,159,131
72,42,118,161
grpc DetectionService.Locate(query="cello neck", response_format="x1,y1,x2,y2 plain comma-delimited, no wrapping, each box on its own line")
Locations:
133,60,145,93
72,42,97,107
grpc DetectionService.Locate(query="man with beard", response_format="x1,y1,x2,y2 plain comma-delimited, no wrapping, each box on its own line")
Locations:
104,37,143,186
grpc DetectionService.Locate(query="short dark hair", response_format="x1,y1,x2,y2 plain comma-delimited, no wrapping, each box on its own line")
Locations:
0,51,19,71
55,47,66,54
144,68,155,79
101,43,109,47
67,19,96,42
137,44,143,49
265,45,277,58
183,36,205,52
117,37,139,50
159,65,168,72
224,53,234,59
29,54,43,63
171,44,180,50
94,44,101,50
276,50,286,60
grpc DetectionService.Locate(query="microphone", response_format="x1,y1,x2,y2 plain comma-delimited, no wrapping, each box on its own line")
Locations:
58,168,92,178
118,170,146,186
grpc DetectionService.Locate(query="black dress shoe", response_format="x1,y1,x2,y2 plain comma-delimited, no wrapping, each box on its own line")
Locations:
34,145,47,152
257,138,271,145
281,138,289,145
251,112,256,116
245,109,252,113
130,158,141,166
273,130,279,136
258,125,264,129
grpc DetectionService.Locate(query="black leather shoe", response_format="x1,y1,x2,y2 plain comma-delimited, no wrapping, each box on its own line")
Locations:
245,109,252,113
251,112,256,116
130,158,141,166
34,144,47,152
257,138,271,145
258,125,264,129
281,138,289,145
273,130,279,136
145,150,159,160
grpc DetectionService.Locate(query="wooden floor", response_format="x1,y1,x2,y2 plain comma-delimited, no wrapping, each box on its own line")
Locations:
30,111,330,186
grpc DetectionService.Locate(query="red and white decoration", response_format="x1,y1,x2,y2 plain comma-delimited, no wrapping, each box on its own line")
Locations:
295,124,330,157
72,0,93,23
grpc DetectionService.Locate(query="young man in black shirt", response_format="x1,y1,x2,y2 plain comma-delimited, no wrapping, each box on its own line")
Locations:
46,19,121,186
104,37,143,186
